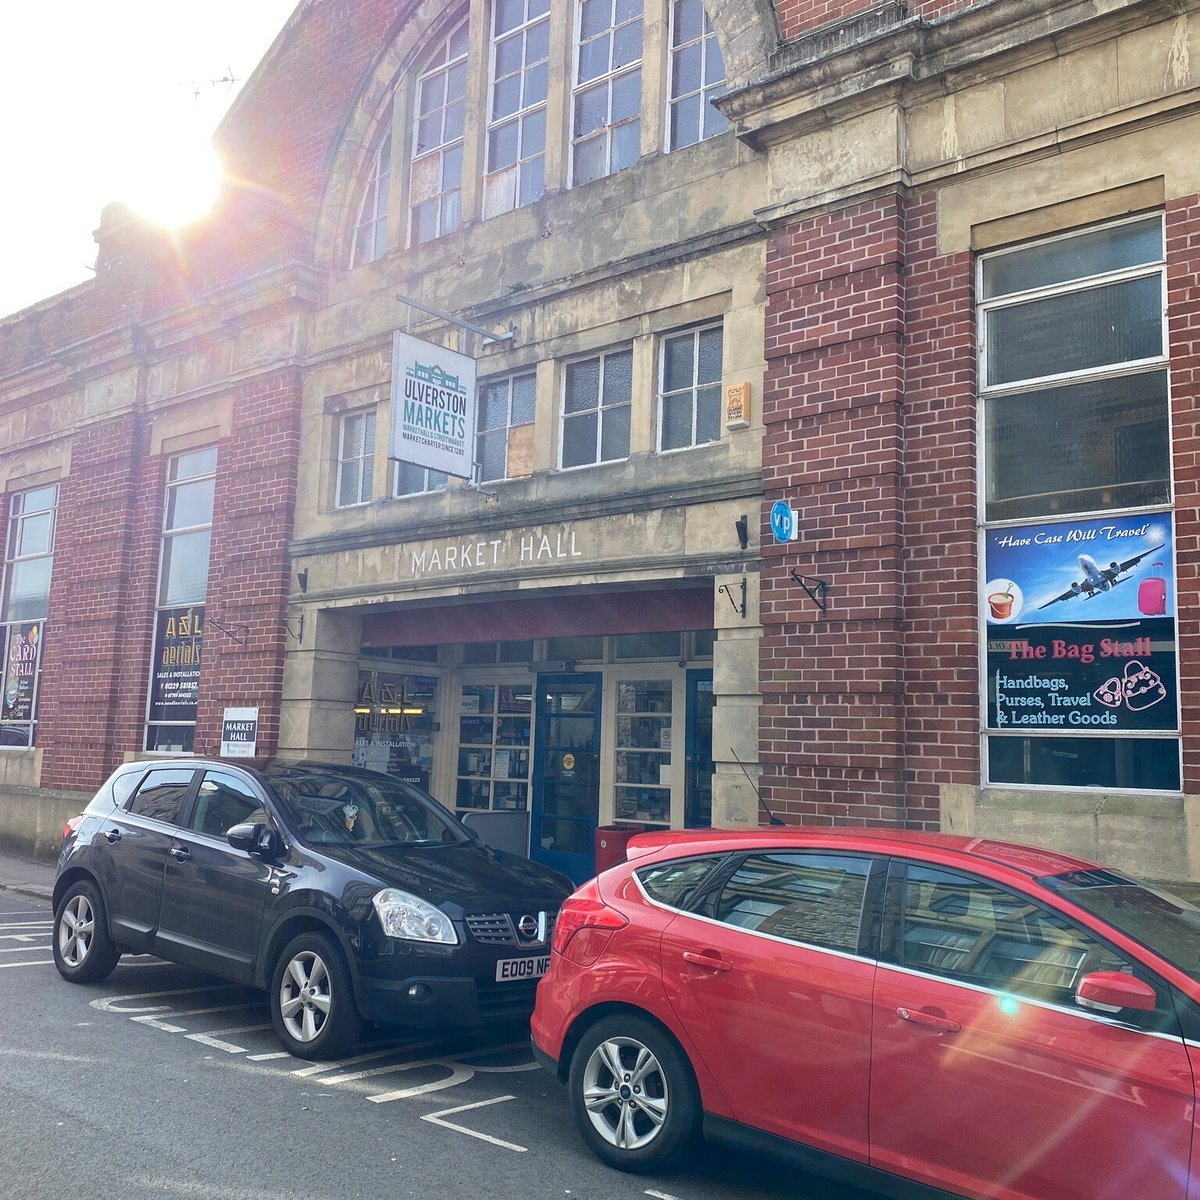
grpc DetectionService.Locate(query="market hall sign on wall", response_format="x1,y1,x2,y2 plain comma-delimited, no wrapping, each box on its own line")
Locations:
391,331,478,479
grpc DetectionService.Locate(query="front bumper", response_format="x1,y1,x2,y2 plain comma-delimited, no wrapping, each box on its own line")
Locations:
357,969,542,1027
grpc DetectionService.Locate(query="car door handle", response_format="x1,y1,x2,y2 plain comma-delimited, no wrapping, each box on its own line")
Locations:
168,846,191,863
897,1006,961,1033
682,950,732,972
104,828,122,844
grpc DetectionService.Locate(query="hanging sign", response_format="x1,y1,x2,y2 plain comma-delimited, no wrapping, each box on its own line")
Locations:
390,331,478,479
983,512,1177,733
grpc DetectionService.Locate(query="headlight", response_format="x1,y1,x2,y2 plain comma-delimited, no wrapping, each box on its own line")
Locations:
372,888,458,945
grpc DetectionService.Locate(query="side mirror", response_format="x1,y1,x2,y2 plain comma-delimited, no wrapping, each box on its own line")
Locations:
1076,970,1156,1014
227,823,281,860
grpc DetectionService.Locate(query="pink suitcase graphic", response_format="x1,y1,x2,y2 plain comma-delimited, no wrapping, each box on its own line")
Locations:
1138,562,1166,616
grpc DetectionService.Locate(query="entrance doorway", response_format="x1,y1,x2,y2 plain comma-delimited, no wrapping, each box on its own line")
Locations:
531,673,602,882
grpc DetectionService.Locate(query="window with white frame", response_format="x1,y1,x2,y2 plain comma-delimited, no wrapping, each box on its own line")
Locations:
395,461,449,496
981,215,1169,523
667,0,728,149
658,322,723,451
349,133,392,267
477,370,537,482
337,409,377,507
0,485,57,747
979,214,1177,793
484,0,551,218
571,0,643,185
561,345,632,467
409,18,469,245
147,448,216,753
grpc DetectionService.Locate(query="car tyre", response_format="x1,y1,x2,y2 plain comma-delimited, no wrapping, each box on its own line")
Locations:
52,879,120,984
270,932,363,1060
569,1014,700,1173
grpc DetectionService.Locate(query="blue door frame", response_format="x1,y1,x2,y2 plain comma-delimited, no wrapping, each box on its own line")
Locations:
530,673,603,883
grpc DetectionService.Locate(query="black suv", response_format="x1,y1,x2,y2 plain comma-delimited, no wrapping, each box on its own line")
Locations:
52,759,572,1058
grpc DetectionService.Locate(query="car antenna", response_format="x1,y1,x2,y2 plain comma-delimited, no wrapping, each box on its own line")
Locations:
730,747,786,826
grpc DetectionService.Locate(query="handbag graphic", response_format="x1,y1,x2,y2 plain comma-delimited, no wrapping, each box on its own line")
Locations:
1093,678,1124,708
1121,660,1167,711
1137,562,1167,616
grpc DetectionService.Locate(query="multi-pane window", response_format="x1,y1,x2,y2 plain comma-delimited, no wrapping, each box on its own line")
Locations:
561,345,632,467
979,215,1177,793
477,371,536,482
409,18,469,245
0,485,57,748
349,133,391,267
337,410,376,507
571,0,643,185
658,322,723,450
484,0,550,218
667,0,728,149
146,448,215,754
159,450,216,608
456,683,533,811
980,215,1169,522
394,461,449,496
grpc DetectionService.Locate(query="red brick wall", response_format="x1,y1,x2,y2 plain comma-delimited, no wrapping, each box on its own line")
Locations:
194,368,302,761
39,416,163,790
761,197,910,825
1167,196,1200,794
776,0,978,41
761,191,978,828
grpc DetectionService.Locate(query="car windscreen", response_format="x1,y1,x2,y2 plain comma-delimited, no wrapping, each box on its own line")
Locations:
264,769,471,849
1040,868,1200,985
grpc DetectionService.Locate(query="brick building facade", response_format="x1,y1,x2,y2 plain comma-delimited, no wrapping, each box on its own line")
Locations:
2,0,1199,883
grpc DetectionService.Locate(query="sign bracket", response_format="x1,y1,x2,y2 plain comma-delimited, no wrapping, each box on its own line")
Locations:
207,615,250,647
718,577,747,618
789,570,829,614
396,294,516,347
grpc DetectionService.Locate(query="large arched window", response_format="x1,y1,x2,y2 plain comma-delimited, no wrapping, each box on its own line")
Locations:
345,0,730,265
409,18,469,245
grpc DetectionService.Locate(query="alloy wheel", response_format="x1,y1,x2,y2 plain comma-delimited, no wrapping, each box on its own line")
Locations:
278,949,332,1044
581,1034,670,1151
57,894,95,968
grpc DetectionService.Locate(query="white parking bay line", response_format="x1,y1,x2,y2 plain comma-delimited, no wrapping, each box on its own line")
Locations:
185,1033,248,1054
646,1191,686,1200
0,959,52,969
420,1095,527,1153
247,1051,292,1061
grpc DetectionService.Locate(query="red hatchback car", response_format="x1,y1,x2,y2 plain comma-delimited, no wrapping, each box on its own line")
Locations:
531,827,1200,1199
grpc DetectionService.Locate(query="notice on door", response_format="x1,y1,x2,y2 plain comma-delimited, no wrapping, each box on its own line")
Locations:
221,707,259,758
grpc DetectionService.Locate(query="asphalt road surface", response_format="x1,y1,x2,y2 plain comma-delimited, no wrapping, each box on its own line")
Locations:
0,891,875,1200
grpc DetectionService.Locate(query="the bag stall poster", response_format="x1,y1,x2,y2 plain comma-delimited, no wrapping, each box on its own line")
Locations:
983,512,1178,733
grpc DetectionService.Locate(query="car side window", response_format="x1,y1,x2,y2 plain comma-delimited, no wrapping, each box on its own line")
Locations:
895,864,1132,1006
707,852,875,954
126,768,196,826
637,857,721,909
190,772,264,839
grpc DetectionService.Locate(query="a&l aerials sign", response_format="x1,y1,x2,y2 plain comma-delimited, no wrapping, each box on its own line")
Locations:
391,331,478,480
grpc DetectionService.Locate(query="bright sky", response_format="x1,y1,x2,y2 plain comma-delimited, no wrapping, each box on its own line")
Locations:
1,1,300,319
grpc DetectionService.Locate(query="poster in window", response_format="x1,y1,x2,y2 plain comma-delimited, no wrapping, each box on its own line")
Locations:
2,622,43,724
983,513,1177,733
148,606,204,724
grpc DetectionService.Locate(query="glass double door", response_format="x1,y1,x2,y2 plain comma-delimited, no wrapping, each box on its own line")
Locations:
530,674,601,883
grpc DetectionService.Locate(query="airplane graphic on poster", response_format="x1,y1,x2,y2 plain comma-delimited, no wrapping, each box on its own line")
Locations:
1038,544,1165,609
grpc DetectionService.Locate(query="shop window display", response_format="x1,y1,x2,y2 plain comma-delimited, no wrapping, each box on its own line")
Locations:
614,679,672,825
456,683,533,810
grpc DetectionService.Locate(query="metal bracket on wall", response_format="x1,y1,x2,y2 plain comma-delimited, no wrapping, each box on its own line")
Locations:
718,577,748,618
207,615,250,646
281,615,304,644
789,570,829,614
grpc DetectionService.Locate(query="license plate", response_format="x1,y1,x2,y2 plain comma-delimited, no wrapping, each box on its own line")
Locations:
495,954,550,982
